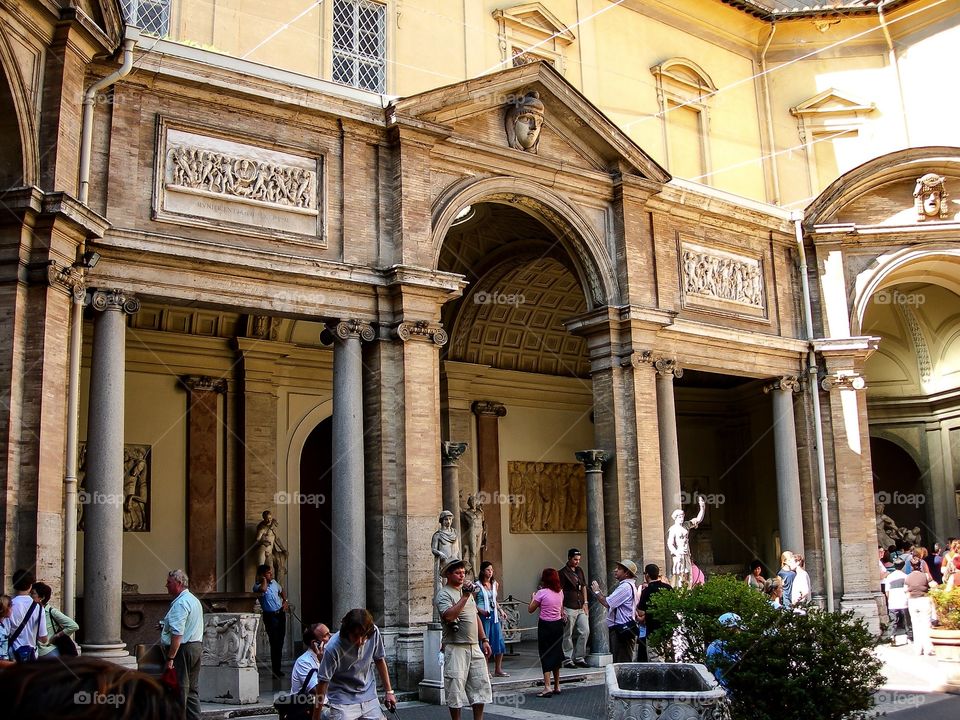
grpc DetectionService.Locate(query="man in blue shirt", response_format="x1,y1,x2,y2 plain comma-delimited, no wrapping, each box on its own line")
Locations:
161,569,205,720
314,608,396,720
254,563,289,679
706,613,741,692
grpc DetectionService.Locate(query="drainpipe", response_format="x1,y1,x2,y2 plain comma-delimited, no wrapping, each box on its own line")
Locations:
878,1,911,145
65,25,139,616
793,211,834,612
760,22,781,205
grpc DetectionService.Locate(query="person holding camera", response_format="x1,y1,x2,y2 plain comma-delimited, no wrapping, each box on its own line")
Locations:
435,558,492,720
590,559,640,663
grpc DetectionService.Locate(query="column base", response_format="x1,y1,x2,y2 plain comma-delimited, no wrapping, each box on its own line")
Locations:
839,592,882,636
419,679,446,705
419,625,444,704
587,653,613,667
81,643,138,668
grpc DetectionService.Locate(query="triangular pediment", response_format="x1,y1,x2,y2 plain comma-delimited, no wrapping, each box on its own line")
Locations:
790,88,876,117
493,3,576,45
388,62,669,182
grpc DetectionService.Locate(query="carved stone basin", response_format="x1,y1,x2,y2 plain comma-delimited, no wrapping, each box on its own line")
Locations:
605,663,729,720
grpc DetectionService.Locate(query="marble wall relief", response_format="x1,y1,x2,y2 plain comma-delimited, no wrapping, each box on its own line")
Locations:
679,239,767,319
507,461,586,533
77,443,151,532
154,122,324,244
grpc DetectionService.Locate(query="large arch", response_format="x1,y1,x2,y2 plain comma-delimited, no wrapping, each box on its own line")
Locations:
431,175,620,309
0,35,36,188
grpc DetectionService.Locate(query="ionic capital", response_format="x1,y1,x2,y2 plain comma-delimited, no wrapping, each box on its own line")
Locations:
328,319,375,342
472,400,506,418
89,289,140,315
47,262,86,302
393,320,448,346
441,441,468,465
180,375,228,394
575,449,607,472
763,376,801,394
628,351,683,378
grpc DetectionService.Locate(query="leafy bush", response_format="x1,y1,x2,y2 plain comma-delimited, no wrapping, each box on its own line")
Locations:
647,575,883,720
930,585,960,630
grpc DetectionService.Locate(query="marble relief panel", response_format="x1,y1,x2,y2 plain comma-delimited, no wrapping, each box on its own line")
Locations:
508,461,586,533
679,239,767,319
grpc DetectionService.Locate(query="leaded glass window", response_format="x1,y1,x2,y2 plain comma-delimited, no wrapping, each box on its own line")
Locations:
122,0,170,37
332,0,386,93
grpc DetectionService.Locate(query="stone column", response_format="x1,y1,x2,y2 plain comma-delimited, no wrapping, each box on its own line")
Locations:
329,319,374,622
576,450,610,663
82,289,139,666
181,376,227,593
472,401,506,571
441,442,468,531
655,358,683,570
764,376,804,556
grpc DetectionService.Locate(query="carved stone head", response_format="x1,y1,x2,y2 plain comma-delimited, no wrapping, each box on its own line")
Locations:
914,173,948,221
505,91,545,153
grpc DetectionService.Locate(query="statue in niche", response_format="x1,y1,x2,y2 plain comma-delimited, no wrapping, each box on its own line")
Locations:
667,495,706,588
122,446,149,532
255,510,288,582
504,91,545,153
431,510,460,599
460,494,486,578
901,526,923,549
875,501,902,548
914,173,949,221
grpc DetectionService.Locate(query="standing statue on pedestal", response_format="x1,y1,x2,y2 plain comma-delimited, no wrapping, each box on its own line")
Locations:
431,510,460,599
667,496,706,587
460,493,486,578
255,510,288,582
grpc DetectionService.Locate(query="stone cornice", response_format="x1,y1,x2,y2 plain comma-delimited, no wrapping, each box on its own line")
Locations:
0,187,110,239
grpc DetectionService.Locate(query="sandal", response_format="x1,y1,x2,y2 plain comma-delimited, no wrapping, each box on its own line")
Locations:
494,672,510,677
536,691,553,698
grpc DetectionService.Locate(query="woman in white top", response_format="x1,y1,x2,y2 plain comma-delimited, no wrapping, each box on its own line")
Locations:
475,561,508,677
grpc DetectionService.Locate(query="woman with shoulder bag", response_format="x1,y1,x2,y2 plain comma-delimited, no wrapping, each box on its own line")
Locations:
31,582,80,658
905,557,936,656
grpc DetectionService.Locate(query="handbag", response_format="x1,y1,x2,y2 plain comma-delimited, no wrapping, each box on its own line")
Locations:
614,619,639,640
275,668,318,720
50,613,80,657
160,665,180,693
7,601,40,663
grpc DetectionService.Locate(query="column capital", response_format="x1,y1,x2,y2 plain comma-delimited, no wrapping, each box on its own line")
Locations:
575,449,607,471
89,289,140,315
392,320,448,346
327,319,375,342
180,375,228,394
820,371,866,392
763,376,801,394
472,400,506,418
441,441,468,465
46,262,86,302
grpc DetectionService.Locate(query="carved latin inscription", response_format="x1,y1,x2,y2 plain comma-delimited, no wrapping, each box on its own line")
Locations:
680,241,766,317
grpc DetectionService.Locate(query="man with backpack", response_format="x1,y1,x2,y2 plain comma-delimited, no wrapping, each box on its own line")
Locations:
4,569,47,662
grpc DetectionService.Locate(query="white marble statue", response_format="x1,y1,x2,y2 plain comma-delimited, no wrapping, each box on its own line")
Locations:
667,496,706,588
431,510,460,597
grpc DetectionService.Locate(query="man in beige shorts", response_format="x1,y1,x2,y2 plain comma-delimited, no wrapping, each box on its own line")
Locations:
435,558,493,720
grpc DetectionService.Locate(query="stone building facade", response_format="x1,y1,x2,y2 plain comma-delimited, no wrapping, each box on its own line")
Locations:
1,0,959,683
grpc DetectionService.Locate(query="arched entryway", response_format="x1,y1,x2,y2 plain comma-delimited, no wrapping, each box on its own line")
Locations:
299,418,333,625
870,436,925,546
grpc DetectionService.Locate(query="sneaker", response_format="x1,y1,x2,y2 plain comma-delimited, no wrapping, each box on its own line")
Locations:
562,660,577,669
575,659,590,668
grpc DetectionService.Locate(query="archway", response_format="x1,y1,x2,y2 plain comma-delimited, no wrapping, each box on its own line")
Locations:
870,436,925,547
299,418,333,625
0,61,26,188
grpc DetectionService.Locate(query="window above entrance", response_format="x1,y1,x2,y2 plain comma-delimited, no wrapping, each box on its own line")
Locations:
122,0,170,37
332,0,386,93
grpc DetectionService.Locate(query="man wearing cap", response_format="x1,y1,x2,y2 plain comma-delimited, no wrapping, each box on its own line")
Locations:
705,613,740,691
590,559,640,663
637,564,672,662
559,548,590,668
435,558,492,720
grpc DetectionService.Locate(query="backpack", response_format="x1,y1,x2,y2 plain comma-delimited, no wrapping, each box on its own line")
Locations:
275,668,319,720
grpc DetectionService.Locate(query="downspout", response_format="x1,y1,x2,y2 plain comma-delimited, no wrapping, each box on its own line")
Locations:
760,22,781,205
878,1,911,145
793,211,834,612
65,25,139,617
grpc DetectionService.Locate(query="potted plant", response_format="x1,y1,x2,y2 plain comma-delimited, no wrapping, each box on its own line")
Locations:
930,585,960,692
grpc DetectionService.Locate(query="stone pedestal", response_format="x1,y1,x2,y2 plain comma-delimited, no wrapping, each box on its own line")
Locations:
419,623,445,705
200,613,260,705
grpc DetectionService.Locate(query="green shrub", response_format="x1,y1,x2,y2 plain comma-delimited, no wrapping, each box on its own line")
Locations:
647,575,883,720
930,585,960,630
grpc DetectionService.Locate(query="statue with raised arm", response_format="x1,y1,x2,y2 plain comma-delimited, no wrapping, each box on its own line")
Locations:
667,495,706,587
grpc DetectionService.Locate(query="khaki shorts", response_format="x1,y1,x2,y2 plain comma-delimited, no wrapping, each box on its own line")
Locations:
328,698,383,720
443,643,492,708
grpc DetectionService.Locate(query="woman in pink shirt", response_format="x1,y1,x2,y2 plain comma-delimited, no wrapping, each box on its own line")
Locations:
529,568,565,697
